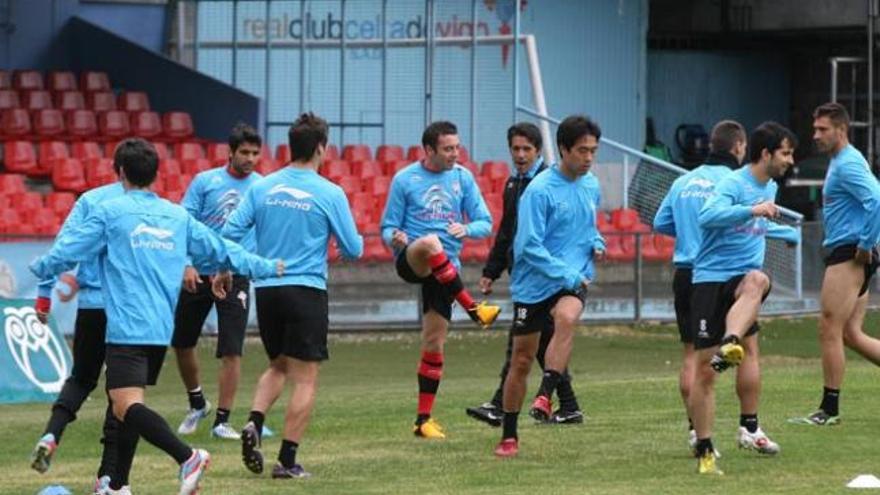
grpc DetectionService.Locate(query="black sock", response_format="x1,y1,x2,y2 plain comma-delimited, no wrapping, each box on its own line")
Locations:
740,414,758,433
490,383,504,409
124,403,193,465
820,387,840,416
97,404,120,480
187,387,206,411
214,408,231,427
502,412,519,440
696,437,714,457
45,406,76,442
109,414,140,490
556,374,579,411
45,377,93,441
538,370,564,399
278,439,299,468
687,417,694,431
248,410,266,435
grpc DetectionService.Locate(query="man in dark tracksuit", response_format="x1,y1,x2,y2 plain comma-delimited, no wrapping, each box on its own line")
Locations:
466,122,584,426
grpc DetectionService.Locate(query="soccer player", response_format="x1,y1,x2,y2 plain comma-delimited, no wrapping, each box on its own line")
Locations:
688,122,799,475
466,122,584,427
380,120,500,440
29,138,282,494
172,123,263,440
494,115,604,457
223,113,363,479
654,120,782,456
790,103,880,426
29,159,125,492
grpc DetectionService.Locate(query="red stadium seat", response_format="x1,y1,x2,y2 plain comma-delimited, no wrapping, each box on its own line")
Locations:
162,111,194,141
0,71,10,89
0,173,27,193
36,141,69,177
353,160,382,180
376,145,404,163
363,236,393,262
130,111,163,139
275,144,291,164
406,145,425,162
52,158,87,193
87,91,117,112
611,208,650,233
15,191,43,217
55,91,86,111
255,157,278,176
32,109,66,138
483,192,503,211
158,158,182,176
597,210,614,233
13,70,43,91
165,174,192,195
31,207,61,235
385,159,410,176
206,142,230,167
654,234,675,261
475,176,492,194
460,161,480,177
324,144,339,161
98,110,130,140
46,192,76,219
174,141,204,161
322,160,350,182
182,158,211,175
85,158,116,188
363,175,391,197
0,89,20,110
151,141,170,160
342,144,371,162
3,141,36,174
80,71,110,92
461,239,490,263
338,176,362,196
482,160,510,180
605,234,635,262
66,109,98,139
458,145,471,164
48,71,78,92
104,141,121,158
71,141,103,162
24,90,53,111
0,208,35,235
118,91,150,112
640,234,666,262
349,192,375,215
0,108,31,138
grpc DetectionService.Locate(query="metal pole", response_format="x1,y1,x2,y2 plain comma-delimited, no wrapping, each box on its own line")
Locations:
424,0,434,125
513,0,520,122
634,233,642,322
299,0,305,114
831,58,839,102
469,0,477,160
524,35,554,164
795,225,803,299
176,1,185,63
264,0,271,141
193,0,200,69
232,0,238,86
622,154,629,209
381,0,387,144
340,0,346,146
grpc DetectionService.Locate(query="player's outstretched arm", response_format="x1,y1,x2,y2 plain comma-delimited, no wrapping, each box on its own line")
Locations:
330,188,364,260
29,208,108,281
698,178,751,229
380,175,407,248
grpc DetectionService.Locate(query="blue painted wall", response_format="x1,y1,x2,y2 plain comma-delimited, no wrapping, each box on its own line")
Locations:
647,50,791,162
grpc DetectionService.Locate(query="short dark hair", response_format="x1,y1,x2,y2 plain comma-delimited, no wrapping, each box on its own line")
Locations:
557,115,601,151
422,121,458,150
749,121,798,163
228,123,262,152
288,112,328,161
709,120,746,154
813,102,850,129
507,122,542,151
114,138,158,187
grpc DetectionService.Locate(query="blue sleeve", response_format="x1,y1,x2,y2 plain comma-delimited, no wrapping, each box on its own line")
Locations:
380,175,407,247
514,189,584,290
461,171,492,238
188,216,276,279
766,222,800,244
328,189,364,260
37,194,93,290
222,186,256,242
180,175,204,218
653,186,677,236
840,162,880,250
29,208,108,280
592,187,606,252
698,178,753,229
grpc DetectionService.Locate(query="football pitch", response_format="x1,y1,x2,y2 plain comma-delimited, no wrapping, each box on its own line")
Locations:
3,314,880,494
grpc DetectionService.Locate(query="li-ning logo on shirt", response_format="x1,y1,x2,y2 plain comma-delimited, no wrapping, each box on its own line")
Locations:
680,177,715,199
130,223,175,251
417,185,456,221
265,184,313,211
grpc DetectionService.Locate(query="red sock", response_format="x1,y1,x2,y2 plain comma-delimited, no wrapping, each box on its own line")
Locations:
417,350,444,418
428,251,476,310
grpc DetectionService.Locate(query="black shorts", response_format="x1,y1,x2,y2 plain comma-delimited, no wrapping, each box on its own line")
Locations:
824,244,880,297
511,288,588,337
255,285,329,362
71,308,107,387
395,246,454,321
172,275,250,357
672,268,693,344
104,344,167,390
690,274,768,350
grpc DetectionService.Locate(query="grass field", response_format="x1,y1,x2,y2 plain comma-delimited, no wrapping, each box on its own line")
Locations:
3,314,880,494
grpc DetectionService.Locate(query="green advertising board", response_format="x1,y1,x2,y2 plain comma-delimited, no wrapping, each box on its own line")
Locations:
0,299,72,404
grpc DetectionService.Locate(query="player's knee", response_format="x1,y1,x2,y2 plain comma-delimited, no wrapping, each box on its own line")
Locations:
414,234,443,254
510,350,533,374
269,356,288,374
745,270,770,294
